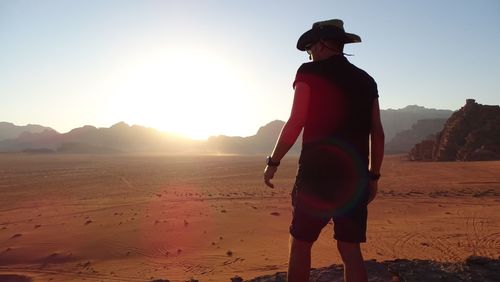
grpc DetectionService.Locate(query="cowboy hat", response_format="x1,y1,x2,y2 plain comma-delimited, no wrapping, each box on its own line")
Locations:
297,19,361,51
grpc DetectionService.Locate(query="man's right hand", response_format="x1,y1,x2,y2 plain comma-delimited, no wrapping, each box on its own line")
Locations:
368,180,378,204
264,165,278,188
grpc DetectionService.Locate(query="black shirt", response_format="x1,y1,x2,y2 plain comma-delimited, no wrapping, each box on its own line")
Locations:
293,55,378,181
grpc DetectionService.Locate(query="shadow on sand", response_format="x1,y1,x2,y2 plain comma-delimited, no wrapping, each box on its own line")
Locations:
0,274,33,282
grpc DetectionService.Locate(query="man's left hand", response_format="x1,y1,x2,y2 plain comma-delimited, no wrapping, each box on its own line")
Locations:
264,165,278,188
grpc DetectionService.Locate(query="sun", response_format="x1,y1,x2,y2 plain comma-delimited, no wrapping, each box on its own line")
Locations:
107,47,253,139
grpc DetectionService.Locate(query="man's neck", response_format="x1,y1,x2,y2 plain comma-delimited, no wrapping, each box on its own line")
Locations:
314,52,343,61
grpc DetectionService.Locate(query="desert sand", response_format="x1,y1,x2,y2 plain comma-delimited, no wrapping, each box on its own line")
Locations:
0,154,499,281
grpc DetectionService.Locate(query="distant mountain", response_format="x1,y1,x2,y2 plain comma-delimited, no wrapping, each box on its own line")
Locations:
61,122,192,153
410,99,500,161
204,106,454,155
0,122,55,141
381,105,453,141
0,122,194,154
0,128,60,152
385,118,448,153
205,120,301,154
0,104,459,155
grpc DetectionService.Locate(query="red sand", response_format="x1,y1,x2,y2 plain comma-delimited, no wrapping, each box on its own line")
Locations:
0,154,499,281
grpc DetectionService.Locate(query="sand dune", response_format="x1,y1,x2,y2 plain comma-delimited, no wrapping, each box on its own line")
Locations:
0,154,499,281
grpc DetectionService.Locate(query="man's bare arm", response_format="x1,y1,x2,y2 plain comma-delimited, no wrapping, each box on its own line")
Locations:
270,82,310,161
368,98,384,203
264,82,310,188
370,98,384,174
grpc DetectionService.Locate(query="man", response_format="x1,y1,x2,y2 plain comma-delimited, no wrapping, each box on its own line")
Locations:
264,19,384,282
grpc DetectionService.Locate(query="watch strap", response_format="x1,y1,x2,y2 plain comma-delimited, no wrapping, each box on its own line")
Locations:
266,156,280,167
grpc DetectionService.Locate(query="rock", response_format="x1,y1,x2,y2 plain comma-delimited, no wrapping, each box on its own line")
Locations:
409,99,500,161
245,272,287,282
386,118,447,154
466,256,490,266
409,139,435,161
245,256,500,282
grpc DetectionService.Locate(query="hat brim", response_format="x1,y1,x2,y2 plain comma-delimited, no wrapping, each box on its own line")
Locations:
297,29,361,51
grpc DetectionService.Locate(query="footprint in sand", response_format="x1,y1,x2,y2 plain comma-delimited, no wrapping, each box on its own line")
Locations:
10,233,22,239
270,212,280,216
85,220,93,225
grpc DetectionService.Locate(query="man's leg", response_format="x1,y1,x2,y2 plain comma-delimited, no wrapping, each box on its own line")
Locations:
287,235,313,282
337,240,367,282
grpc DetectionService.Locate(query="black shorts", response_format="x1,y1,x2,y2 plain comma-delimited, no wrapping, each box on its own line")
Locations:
289,177,369,243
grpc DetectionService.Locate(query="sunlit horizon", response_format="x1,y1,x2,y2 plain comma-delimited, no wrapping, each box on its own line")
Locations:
103,45,259,140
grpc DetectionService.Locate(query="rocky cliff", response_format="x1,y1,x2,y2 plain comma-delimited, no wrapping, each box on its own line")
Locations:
385,118,447,153
410,99,500,161
381,105,452,141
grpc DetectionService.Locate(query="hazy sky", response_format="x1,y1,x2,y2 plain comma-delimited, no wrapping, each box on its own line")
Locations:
1,0,499,139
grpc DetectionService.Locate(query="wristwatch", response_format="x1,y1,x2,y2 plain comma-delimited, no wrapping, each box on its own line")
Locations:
369,172,381,181
266,156,280,167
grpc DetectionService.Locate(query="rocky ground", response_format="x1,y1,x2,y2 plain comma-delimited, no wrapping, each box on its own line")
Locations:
239,256,500,282
4,243,499,282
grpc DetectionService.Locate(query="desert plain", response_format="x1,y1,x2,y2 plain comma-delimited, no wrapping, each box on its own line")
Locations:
0,153,499,281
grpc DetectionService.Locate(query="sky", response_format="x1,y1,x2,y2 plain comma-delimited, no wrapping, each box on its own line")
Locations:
1,0,499,139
